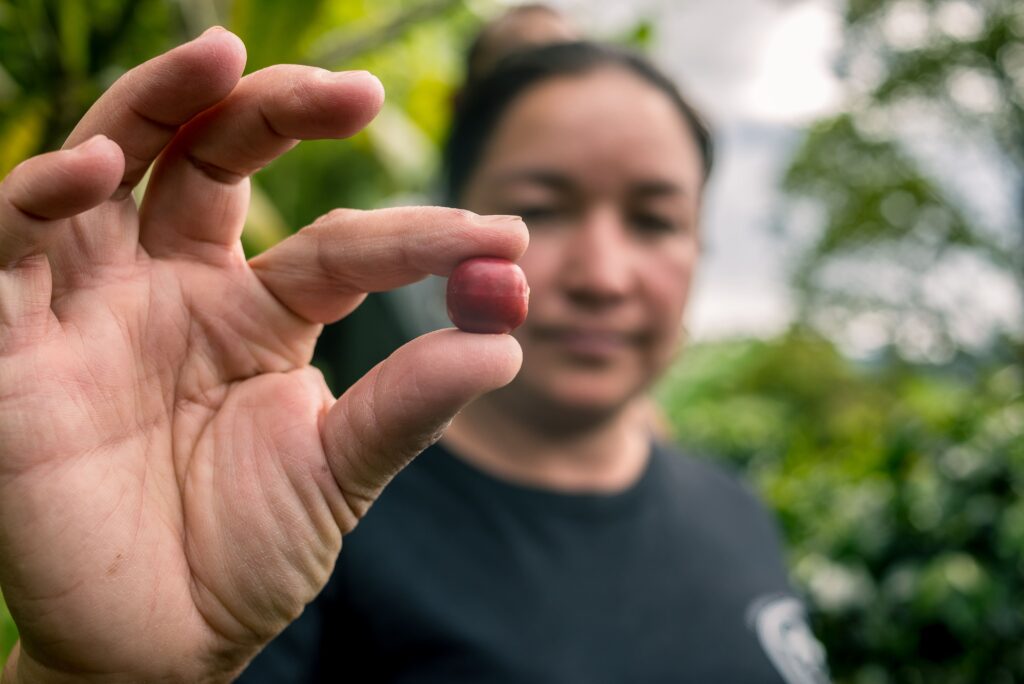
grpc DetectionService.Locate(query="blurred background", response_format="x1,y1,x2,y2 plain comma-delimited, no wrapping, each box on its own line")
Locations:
0,0,1021,681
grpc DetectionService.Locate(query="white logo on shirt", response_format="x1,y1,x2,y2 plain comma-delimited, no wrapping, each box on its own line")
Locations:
747,594,830,684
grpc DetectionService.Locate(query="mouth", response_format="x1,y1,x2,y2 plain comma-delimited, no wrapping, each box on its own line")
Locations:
530,325,645,360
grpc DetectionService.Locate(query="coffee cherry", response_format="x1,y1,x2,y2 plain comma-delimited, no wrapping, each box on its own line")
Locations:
446,257,529,334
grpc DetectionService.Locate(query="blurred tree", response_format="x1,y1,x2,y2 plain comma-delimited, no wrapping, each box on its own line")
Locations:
0,0,478,249
659,331,1024,683
746,1,1024,680
781,0,1023,360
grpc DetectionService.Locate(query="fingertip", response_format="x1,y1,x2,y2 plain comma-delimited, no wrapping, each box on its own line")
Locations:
444,212,530,269
197,25,247,59
318,327,522,520
183,26,247,95
482,333,524,388
328,70,383,102
72,135,125,195
208,27,248,72
371,328,524,410
427,328,524,390
200,25,228,38
357,71,385,111
7,140,126,219
75,135,126,179
320,70,385,137
477,214,530,260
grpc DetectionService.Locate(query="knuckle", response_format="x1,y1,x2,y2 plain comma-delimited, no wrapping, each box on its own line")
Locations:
309,207,361,231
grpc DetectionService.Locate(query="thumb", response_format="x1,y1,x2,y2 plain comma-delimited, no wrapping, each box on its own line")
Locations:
321,328,521,529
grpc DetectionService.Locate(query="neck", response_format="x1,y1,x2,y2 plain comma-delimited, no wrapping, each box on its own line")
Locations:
441,395,653,493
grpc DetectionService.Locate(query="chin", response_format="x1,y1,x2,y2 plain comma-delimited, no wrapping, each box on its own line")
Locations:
553,383,635,413
498,372,647,434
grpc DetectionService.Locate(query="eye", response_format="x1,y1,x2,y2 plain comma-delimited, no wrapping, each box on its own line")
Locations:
630,212,678,234
513,205,566,226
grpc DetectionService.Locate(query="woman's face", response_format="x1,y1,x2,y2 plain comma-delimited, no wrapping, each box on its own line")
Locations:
461,67,704,425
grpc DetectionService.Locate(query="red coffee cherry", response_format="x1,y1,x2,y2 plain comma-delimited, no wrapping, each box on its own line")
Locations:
446,257,529,334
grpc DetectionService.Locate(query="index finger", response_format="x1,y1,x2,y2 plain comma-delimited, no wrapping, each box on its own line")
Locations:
249,207,528,324
64,27,246,198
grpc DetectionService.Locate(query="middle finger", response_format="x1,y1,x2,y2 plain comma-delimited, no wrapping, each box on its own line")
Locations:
139,65,383,262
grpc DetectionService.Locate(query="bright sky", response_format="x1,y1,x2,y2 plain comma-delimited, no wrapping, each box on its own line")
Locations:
739,2,844,123
534,0,845,123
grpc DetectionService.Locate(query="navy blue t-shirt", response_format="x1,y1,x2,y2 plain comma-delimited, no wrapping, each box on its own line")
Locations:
239,441,828,683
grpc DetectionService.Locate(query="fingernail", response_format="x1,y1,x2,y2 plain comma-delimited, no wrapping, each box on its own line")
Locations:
201,25,226,38
475,214,523,227
77,134,110,152
321,69,374,83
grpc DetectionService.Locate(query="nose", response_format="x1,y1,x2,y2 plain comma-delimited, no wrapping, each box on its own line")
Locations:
560,206,633,307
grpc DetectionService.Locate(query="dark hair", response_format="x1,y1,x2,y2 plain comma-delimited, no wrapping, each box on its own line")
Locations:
462,4,577,87
442,41,715,205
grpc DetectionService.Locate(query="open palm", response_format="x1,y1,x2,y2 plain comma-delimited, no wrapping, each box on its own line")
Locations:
0,29,525,683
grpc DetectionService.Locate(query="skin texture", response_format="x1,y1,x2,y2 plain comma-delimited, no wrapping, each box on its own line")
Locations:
446,257,529,334
444,67,704,491
0,29,527,683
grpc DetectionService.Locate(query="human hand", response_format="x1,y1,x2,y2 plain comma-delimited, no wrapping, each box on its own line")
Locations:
0,28,526,683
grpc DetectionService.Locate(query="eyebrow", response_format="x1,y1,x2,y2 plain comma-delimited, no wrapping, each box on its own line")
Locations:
489,169,574,192
487,169,687,198
632,179,686,197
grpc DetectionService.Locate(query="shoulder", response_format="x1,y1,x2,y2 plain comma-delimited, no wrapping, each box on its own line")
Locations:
651,440,769,516
647,441,789,565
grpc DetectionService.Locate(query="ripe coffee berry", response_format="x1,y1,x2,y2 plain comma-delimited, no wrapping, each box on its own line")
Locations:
446,257,529,334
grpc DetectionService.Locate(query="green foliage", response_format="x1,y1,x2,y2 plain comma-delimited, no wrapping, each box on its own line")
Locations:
785,115,979,255
659,331,1024,683
0,0,182,174
777,20,1023,676
777,5,1024,675
616,18,654,50
0,589,13,666
782,113,1007,353
0,0,481,249
782,0,1024,355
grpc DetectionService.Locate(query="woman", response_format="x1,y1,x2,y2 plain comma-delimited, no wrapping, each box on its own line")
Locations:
242,41,828,684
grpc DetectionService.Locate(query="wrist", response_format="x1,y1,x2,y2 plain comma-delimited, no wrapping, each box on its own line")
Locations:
1,641,247,684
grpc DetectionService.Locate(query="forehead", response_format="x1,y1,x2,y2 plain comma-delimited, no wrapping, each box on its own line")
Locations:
475,67,703,191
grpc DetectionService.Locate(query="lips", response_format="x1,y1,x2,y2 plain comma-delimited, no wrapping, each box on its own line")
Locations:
529,324,645,359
